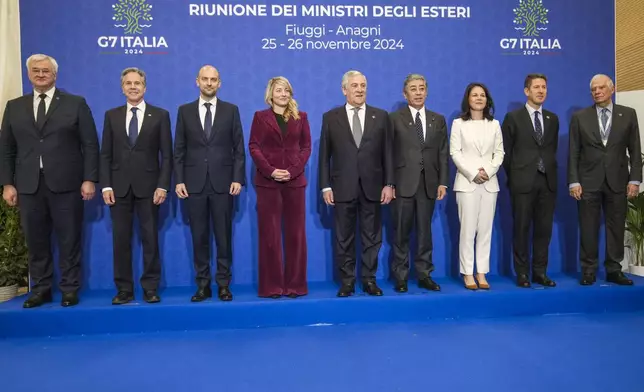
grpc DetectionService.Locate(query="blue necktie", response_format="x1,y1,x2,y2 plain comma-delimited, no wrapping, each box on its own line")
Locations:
600,108,609,140
204,102,212,139
534,111,545,173
128,107,138,147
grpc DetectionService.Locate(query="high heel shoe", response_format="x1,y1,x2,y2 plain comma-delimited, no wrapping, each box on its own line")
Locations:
463,276,478,290
475,275,490,290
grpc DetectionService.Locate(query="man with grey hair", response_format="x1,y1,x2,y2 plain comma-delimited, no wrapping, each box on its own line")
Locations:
318,70,394,297
99,67,173,305
568,74,641,285
0,54,99,308
389,74,447,293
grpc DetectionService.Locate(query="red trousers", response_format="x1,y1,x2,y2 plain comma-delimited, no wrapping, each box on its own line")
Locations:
256,186,307,297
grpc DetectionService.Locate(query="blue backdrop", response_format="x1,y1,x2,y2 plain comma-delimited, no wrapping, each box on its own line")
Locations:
18,0,615,290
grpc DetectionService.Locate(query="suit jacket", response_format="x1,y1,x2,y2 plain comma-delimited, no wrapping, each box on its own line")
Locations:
174,98,246,194
318,104,393,202
450,118,505,193
0,88,99,194
391,106,448,198
248,109,311,188
99,103,173,198
501,106,559,193
568,104,642,193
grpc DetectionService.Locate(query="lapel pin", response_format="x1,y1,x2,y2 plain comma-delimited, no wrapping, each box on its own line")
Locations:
409,122,413,126
372,115,376,119
619,113,623,116
429,124,432,127
148,113,152,117
546,115,550,119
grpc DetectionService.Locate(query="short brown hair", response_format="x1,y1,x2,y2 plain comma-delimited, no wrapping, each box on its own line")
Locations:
524,73,547,89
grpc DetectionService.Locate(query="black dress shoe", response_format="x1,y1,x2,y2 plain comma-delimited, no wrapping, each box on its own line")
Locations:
606,272,634,286
112,291,134,305
532,274,556,287
61,292,79,307
580,274,596,286
23,291,52,308
337,284,355,297
418,277,441,291
218,286,233,301
144,290,161,303
394,281,408,293
191,287,212,302
286,293,304,298
362,281,383,296
516,274,531,288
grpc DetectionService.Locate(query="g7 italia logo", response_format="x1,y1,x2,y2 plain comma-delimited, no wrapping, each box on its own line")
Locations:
499,0,561,56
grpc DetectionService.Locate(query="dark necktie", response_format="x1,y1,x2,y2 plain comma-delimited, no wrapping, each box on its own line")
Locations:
534,111,545,173
128,107,138,147
36,93,47,129
415,111,424,168
204,102,212,139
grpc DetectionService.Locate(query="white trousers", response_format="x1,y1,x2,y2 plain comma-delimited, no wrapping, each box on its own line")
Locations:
456,185,498,275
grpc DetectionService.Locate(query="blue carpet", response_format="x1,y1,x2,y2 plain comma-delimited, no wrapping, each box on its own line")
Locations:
1,312,643,392
2,274,644,338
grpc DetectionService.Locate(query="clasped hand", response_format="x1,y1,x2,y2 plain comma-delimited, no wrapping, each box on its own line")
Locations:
271,169,291,182
473,168,489,184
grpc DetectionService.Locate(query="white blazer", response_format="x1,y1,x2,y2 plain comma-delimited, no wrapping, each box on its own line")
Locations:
449,118,505,193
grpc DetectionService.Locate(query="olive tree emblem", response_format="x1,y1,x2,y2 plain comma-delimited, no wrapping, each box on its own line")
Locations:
112,0,153,35
513,0,549,37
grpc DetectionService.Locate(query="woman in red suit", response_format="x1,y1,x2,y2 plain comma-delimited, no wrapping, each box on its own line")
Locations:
249,76,312,298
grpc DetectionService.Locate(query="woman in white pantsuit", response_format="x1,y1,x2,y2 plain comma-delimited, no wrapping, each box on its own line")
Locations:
450,83,504,290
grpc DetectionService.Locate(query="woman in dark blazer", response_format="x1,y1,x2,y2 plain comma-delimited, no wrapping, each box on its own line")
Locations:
249,76,312,298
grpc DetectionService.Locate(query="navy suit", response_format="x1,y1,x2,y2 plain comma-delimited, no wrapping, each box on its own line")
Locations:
174,98,245,288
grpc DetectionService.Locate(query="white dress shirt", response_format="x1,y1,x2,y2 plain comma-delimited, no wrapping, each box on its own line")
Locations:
125,100,146,135
34,86,56,169
199,96,217,129
409,105,427,140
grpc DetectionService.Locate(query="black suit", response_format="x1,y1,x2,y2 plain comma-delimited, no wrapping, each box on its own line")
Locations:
390,106,447,282
0,88,99,293
99,103,172,292
568,103,641,274
174,98,245,288
502,106,559,276
318,104,393,285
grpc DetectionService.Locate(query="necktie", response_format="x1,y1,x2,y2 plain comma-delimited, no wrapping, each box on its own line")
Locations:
415,111,424,168
600,108,609,140
36,93,47,129
204,102,213,139
352,107,362,147
128,107,138,147
534,111,545,173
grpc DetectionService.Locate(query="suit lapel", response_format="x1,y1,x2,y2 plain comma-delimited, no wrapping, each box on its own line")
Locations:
362,106,376,147
115,105,129,147
587,106,604,145
262,109,283,138
520,108,540,145
542,111,553,143
607,105,622,146
136,105,154,146
336,107,356,148
208,100,223,142
27,94,36,130
191,100,207,144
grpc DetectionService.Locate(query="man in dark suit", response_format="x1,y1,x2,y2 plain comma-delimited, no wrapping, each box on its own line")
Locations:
0,54,99,308
569,74,641,286
174,65,245,302
100,67,172,305
389,74,447,293
502,73,559,288
318,70,394,297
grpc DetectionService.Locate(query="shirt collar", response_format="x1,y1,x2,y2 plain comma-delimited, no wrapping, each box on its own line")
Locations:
408,105,425,118
33,86,56,100
596,102,613,115
127,100,146,113
346,102,366,112
525,103,542,117
199,96,217,108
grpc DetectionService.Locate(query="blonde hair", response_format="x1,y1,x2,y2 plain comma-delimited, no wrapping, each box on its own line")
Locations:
264,76,299,121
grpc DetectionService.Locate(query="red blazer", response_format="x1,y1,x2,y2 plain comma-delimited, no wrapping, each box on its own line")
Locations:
249,109,312,188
